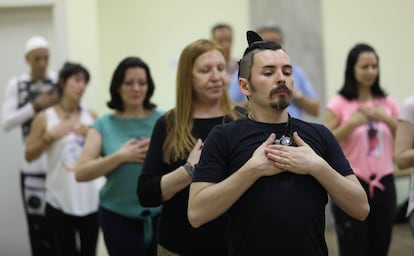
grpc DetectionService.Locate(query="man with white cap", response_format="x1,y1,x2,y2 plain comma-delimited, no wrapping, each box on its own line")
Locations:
2,35,57,256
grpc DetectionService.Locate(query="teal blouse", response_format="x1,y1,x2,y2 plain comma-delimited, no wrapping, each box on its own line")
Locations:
92,110,163,219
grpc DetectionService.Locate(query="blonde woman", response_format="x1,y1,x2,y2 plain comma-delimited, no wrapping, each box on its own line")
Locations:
137,39,245,256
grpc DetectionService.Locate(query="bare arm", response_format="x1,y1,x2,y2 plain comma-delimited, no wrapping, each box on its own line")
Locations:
294,92,320,117
394,120,414,170
75,128,148,182
25,112,49,161
25,110,74,161
323,109,365,142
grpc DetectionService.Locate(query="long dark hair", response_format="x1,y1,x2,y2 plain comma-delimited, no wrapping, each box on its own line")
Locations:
339,43,387,100
107,56,156,111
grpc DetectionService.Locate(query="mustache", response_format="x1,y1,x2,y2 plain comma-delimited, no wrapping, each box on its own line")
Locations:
269,84,292,97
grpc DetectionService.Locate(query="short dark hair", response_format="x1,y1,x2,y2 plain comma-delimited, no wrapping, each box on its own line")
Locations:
211,23,232,35
58,62,90,95
107,56,156,111
339,43,387,100
239,32,282,79
256,25,284,43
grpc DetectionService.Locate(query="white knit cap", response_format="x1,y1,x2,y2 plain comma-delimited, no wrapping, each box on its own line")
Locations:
25,35,49,55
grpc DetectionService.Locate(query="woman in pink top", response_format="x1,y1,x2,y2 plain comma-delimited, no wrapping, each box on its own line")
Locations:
324,43,399,256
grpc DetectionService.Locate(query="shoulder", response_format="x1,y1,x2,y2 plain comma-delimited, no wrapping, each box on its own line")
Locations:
32,109,48,126
328,95,347,104
377,96,400,116
151,108,164,119
294,118,325,131
217,118,249,134
402,96,414,109
399,96,414,122
47,71,58,82
293,118,332,139
5,74,27,89
153,112,168,129
6,76,18,86
293,119,338,153
380,96,399,106
87,109,99,119
93,113,111,126
232,105,248,119
326,95,349,110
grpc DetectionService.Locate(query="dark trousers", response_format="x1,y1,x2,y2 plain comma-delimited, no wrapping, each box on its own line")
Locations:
99,207,158,256
46,204,99,256
332,174,396,256
20,172,56,256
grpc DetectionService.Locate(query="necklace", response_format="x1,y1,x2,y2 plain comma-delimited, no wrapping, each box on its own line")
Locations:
248,113,293,146
59,103,78,120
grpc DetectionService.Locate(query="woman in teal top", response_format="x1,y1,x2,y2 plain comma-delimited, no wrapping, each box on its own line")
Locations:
75,57,162,256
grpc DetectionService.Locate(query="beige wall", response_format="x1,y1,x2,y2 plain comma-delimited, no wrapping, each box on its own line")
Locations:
65,0,103,112
63,0,414,115
322,0,414,108
95,0,249,113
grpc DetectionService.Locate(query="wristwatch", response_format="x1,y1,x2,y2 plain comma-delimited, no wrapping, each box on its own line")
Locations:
183,162,194,177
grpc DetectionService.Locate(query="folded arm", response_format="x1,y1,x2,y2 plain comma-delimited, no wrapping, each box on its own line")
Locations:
188,134,279,228
266,132,370,221
75,128,126,181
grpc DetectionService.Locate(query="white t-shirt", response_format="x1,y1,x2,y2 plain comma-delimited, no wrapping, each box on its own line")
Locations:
398,95,414,216
45,107,102,216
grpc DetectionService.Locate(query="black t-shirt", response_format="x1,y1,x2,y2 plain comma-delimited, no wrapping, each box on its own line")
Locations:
138,114,235,256
193,117,353,256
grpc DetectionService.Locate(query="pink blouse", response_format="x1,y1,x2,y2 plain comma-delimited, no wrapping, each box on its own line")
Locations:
327,95,399,197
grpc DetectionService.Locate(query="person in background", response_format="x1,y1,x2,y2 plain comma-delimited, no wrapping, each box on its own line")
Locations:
75,57,162,256
137,39,245,256
25,62,101,256
187,31,369,256
257,25,320,119
211,23,238,81
211,23,246,107
1,35,58,256
324,43,399,256
394,95,414,236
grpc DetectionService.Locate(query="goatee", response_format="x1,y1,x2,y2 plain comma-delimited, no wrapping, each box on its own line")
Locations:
270,99,290,111
269,84,292,110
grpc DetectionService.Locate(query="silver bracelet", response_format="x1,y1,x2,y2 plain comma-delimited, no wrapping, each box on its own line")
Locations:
183,162,194,178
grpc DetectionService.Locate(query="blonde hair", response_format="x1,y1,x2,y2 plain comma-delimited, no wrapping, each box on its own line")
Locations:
163,39,238,163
